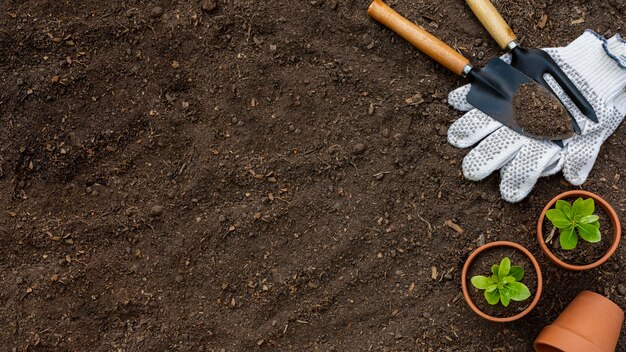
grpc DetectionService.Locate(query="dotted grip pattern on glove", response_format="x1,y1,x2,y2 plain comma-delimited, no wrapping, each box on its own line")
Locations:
447,30,626,202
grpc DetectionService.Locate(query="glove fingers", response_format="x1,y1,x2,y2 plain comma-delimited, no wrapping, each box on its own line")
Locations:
563,104,625,185
562,130,604,185
462,128,527,181
499,142,563,202
606,34,626,68
447,110,503,148
448,85,474,111
541,156,565,177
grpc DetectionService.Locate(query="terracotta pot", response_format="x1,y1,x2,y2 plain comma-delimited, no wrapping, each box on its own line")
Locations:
534,290,624,352
461,241,543,323
537,190,621,271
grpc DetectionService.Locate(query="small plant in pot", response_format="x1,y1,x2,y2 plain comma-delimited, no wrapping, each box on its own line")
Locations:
546,197,600,250
537,190,621,271
461,241,542,322
470,257,531,308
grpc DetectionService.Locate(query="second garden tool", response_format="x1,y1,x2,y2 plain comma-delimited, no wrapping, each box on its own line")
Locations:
368,0,575,140
467,0,598,131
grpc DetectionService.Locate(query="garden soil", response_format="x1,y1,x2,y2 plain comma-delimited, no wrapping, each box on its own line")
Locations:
0,0,625,351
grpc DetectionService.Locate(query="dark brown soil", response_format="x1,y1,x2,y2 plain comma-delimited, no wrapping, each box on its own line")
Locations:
466,247,538,318
542,198,614,265
513,83,574,139
0,0,625,351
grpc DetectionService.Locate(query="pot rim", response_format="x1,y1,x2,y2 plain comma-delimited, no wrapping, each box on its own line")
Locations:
461,241,543,323
533,324,603,352
536,190,621,271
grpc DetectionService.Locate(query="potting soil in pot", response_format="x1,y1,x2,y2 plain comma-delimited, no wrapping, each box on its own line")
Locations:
466,247,538,318
541,199,613,265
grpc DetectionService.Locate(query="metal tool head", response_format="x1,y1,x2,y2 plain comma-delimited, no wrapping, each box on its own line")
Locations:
466,58,577,141
510,45,598,124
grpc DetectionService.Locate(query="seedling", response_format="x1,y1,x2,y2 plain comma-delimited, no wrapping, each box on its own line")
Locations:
545,198,600,250
471,257,531,307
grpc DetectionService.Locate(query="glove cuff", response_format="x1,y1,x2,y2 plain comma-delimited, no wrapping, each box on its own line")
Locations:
560,30,626,102
605,34,626,68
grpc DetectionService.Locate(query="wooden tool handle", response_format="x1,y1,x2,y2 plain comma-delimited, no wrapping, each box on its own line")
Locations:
466,0,517,49
368,0,469,76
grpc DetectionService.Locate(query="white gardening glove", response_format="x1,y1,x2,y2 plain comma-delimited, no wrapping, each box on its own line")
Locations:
447,30,626,202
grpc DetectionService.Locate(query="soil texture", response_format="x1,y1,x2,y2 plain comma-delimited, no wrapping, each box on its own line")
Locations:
513,83,574,139
1,0,625,351
466,247,538,318
542,197,614,265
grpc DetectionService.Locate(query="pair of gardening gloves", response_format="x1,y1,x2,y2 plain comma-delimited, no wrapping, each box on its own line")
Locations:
447,30,626,203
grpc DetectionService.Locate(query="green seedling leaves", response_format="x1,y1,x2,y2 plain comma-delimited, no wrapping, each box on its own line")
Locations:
555,200,573,218
485,289,500,305
572,197,585,215
500,287,511,307
497,257,510,281
546,197,602,250
572,197,594,217
579,215,599,224
470,276,491,290
507,282,531,301
559,227,578,250
501,276,516,285
546,209,572,229
470,257,532,308
578,223,601,243
509,266,524,281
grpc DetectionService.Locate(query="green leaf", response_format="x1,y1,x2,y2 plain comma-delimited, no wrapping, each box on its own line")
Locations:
556,200,573,219
572,198,586,216
498,257,511,280
471,276,491,289
485,289,500,305
486,284,498,293
591,220,600,228
578,223,601,243
499,287,511,307
507,282,531,301
491,264,499,276
560,227,578,250
509,266,524,281
501,276,516,284
546,209,572,229
579,215,599,224
581,198,595,216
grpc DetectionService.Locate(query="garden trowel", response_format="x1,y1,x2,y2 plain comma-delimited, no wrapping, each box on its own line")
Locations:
466,0,598,129
368,0,575,141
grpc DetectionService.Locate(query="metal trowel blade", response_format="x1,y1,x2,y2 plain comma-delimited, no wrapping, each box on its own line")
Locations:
466,58,577,141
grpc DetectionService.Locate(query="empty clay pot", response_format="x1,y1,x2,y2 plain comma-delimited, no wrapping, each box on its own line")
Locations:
461,241,543,323
534,291,624,352
537,190,621,271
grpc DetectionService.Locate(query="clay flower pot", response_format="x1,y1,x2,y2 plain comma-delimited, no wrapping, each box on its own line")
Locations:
461,241,543,323
537,190,621,271
534,290,624,352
